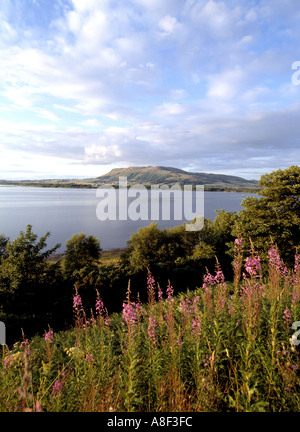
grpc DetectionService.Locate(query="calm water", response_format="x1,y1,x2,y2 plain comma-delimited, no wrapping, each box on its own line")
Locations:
0,186,258,252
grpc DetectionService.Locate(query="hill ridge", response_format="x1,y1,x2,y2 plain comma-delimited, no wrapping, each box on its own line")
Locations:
0,166,259,190
96,165,258,188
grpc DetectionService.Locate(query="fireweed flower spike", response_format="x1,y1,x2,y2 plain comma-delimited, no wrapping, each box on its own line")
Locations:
157,283,163,302
147,270,156,304
44,330,54,342
122,302,138,327
52,380,63,397
95,292,111,327
20,339,30,357
166,281,174,301
234,237,243,248
95,297,105,316
244,255,262,277
85,354,94,364
191,318,202,337
268,246,289,276
283,309,292,326
73,293,83,310
147,316,157,342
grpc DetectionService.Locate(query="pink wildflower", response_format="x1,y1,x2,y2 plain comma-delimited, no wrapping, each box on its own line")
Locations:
283,308,292,326
292,289,300,304
85,354,94,364
157,284,163,302
147,272,156,291
4,355,13,370
73,294,83,310
203,272,215,290
20,339,30,356
268,247,289,277
35,400,42,412
268,247,282,269
191,318,202,337
147,271,156,303
44,330,54,342
166,282,174,301
95,295,111,326
234,237,243,248
245,255,262,277
215,269,226,286
294,254,300,273
147,316,157,342
180,298,193,314
122,302,137,326
95,297,105,316
203,269,226,289
203,354,215,368
52,380,63,397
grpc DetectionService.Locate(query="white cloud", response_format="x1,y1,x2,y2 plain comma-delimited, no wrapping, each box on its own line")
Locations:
170,89,187,100
158,15,180,37
81,119,103,128
245,8,257,22
155,102,187,116
34,108,60,122
207,67,245,100
0,0,299,180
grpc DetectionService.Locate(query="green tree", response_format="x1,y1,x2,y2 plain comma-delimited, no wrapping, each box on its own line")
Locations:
190,210,238,277
64,233,101,278
123,223,167,273
0,234,9,260
236,165,300,267
0,225,64,341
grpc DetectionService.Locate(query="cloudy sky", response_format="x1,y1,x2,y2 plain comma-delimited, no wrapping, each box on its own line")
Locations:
0,0,299,180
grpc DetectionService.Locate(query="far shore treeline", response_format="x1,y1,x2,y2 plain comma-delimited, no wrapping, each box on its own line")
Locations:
0,166,299,344
0,165,260,192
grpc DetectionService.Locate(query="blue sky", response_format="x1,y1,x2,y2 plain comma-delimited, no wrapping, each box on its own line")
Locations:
0,0,300,180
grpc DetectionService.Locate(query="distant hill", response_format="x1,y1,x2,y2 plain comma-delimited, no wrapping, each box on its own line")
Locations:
0,166,259,191
94,166,259,189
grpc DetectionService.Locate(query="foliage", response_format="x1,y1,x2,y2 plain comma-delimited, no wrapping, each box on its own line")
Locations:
1,244,299,412
0,225,66,342
0,164,299,366
63,233,101,279
0,234,9,260
236,166,300,267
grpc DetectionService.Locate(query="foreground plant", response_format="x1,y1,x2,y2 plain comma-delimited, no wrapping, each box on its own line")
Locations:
0,242,299,412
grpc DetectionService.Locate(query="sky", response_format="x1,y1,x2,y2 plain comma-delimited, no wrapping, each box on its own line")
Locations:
0,0,300,181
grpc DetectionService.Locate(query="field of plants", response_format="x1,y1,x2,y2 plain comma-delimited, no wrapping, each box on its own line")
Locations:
1,239,299,412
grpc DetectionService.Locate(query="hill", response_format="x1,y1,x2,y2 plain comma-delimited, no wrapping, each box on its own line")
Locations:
94,166,259,189
0,166,259,191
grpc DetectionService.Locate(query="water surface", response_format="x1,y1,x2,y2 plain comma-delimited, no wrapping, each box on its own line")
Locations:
0,186,258,252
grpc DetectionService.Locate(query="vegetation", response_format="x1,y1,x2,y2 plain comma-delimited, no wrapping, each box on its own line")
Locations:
0,226,66,342
0,165,299,412
236,165,300,268
64,233,102,279
95,165,259,189
0,243,299,412
0,165,259,191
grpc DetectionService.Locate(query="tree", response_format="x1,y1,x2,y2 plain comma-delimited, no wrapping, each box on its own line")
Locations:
123,223,167,273
64,233,101,278
235,165,300,267
0,225,64,342
190,210,239,278
0,234,9,260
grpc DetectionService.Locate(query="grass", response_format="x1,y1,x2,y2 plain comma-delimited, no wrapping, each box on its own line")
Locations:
46,248,124,266
0,240,299,412
100,248,125,266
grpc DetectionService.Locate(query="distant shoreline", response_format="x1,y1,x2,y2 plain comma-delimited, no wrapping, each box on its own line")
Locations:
47,248,126,262
0,182,260,194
